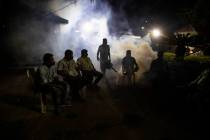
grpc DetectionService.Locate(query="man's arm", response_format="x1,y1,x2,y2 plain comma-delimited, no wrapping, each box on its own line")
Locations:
133,58,139,72
88,57,96,71
39,66,48,84
76,59,82,71
57,61,69,77
97,46,100,61
51,65,59,81
122,58,126,74
108,46,111,61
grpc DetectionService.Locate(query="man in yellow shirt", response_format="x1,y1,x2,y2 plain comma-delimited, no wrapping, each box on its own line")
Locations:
77,49,103,88
57,50,84,101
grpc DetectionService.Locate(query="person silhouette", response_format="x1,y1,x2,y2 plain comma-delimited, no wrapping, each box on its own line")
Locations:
97,38,111,74
122,50,139,85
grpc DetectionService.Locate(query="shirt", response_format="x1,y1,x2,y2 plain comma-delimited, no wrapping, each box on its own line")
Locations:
57,58,79,77
122,56,138,74
77,57,94,71
39,65,57,83
97,44,110,62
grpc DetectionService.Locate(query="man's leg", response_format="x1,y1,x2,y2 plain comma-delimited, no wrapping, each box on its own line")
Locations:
82,71,94,87
41,84,59,114
66,76,83,101
126,73,133,86
50,88,59,114
100,62,106,74
54,82,69,105
131,73,136,85
92,70,103,85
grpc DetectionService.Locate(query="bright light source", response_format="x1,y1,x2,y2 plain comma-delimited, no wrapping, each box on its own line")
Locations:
81,22,94,34
75,30,80,33
78,17,109,42
152,29,161,38
141,26,145,30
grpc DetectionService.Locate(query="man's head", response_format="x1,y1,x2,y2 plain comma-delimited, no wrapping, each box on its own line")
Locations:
43,53,55,67
102,38,107,45
126,50,131,57
81,49,88,57
64,49,73,60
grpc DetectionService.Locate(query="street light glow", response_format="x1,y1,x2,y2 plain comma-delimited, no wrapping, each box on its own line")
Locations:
81,22,94,34
152,29,161,38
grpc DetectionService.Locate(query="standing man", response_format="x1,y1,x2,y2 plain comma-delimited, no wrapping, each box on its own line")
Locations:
57,50,84,101
150,51,169,88
97,38,111,74
122,50,139,85
77,49,103,88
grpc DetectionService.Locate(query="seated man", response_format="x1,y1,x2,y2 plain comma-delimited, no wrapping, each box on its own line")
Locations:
189,67,210,93
38,53,67,114
77,49,103,88
57,50,84,101
122,50,139,85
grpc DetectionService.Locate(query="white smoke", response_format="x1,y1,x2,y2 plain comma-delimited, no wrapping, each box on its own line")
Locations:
110,36,157,79
52,0,111,59
50,0,157,82
9,0,157,83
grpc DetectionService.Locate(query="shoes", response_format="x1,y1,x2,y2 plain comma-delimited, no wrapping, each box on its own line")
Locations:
93,84,101,89
41,105,47,114
59,103,72,107
59,100,72,107
86,84,101,90
73,97,86,102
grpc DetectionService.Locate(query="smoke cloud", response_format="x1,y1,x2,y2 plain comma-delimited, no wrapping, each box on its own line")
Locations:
9,0,157,83
52,0,157,82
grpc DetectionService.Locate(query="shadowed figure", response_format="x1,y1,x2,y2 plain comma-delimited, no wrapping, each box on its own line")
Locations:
122,50,139,85
175,34,188,61
77,49,103,88
57,50,84,102
150,51,170,88
187,63,210,101
97,38,111,74
38,53,67,114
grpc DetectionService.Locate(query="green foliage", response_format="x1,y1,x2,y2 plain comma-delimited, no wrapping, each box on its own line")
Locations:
164,52,175,61
163,52,210,62
184,55,210,62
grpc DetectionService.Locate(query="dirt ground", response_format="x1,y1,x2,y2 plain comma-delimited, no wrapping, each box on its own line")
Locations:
0,68,209,140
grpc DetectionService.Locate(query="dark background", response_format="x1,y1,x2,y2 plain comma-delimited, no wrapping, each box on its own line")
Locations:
0,0,209,66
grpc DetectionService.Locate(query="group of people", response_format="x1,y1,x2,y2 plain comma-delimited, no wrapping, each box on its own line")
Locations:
36,38,139,114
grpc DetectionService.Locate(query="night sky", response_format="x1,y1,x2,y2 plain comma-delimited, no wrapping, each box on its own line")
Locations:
0,0,203,35
0,0,202,36
0,0,199,27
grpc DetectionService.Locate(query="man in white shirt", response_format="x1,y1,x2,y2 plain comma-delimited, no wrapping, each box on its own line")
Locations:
77,49,103,88
38,53,67,114
57,50,84,101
